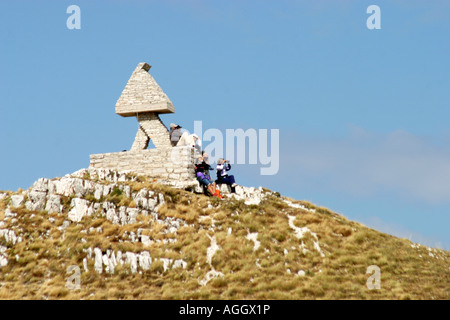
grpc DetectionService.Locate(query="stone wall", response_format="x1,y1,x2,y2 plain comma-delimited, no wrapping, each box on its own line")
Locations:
89,146,197,181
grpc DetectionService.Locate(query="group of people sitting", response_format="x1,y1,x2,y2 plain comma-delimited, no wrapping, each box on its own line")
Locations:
169,123,237,197
195,153,237,197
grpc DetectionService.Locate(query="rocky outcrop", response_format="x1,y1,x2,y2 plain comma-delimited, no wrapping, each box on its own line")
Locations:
1,167,449,300
0,168,274,274
0,168,312,276
82,247,186,275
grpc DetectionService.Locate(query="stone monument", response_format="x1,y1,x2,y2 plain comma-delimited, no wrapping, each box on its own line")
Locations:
89,62,198,188
115,62,174,150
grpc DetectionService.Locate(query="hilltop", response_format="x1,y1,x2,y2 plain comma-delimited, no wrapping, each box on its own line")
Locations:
0,168,448,299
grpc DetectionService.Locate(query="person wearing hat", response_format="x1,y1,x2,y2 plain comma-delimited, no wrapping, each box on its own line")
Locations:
195,156,216,196
169,123,183,146
169,123,204,156
191,133,202,153
216,158,237,193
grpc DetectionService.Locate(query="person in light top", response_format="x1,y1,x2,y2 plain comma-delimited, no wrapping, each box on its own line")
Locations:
216,158,237,193
169,123,202,153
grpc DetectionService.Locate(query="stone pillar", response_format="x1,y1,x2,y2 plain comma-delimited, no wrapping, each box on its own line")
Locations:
130,126,149,151
136,113,172,149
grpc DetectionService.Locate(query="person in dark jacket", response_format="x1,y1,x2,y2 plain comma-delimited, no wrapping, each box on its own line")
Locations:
195,158,216,196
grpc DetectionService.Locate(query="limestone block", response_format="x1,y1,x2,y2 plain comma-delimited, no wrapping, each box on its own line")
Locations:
10,195,25,208
94,248,103,274
125,252,138,274
152,168,167,176
140,235,152,246
127,208,140,224
180,173,195,180
31,178,49,193
94,184,104,200
168,173,180,180
106,208,119,225
68,198,92,222
138,252,152,271
52,177,85,197
173,259,187,269
25,191,47,212
45,194,62,214
0,246,8,268
218,184,232,194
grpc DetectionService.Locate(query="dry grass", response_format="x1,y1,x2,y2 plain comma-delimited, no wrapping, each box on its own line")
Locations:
0,181,449,300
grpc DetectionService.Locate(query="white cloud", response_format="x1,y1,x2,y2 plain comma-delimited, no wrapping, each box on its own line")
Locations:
280,127,450,205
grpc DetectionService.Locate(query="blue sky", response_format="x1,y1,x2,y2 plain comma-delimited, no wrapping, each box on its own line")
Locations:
0,0,449,249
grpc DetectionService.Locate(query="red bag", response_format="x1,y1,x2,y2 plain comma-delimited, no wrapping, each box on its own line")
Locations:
213,189,223,199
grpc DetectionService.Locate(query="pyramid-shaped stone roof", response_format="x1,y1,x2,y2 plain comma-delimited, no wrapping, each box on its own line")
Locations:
115,62,175,117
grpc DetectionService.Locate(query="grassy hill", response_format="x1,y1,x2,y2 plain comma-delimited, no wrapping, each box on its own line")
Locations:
0,169,448,300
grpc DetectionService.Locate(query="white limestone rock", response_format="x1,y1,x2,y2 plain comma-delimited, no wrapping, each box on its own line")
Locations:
119,207,127,225
4,208,16,219
125,252,138,274
246,232,260,251
83,258,89,272
173,259,187,269
31,178,50,193
106,208,120,225
70,168,89,178
218,185,270,206
10,194,25,208
140,235,152,246
103,250,117,274
83,180,96,195
138,251,152,271
283,199,316,212
126,208,139,224
94,184,103,200
0,246,8,267
288,215,325,258
94,248,103,274
51,177,85,197
199,269,224,286
297,270,306,277
0,229,22,245
120,184,131,198
160,258,173,272
68,198,92,222
102,184,113,197
45,194,62,214
133,189,155,211
25,190,47,211
218,184,231,194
